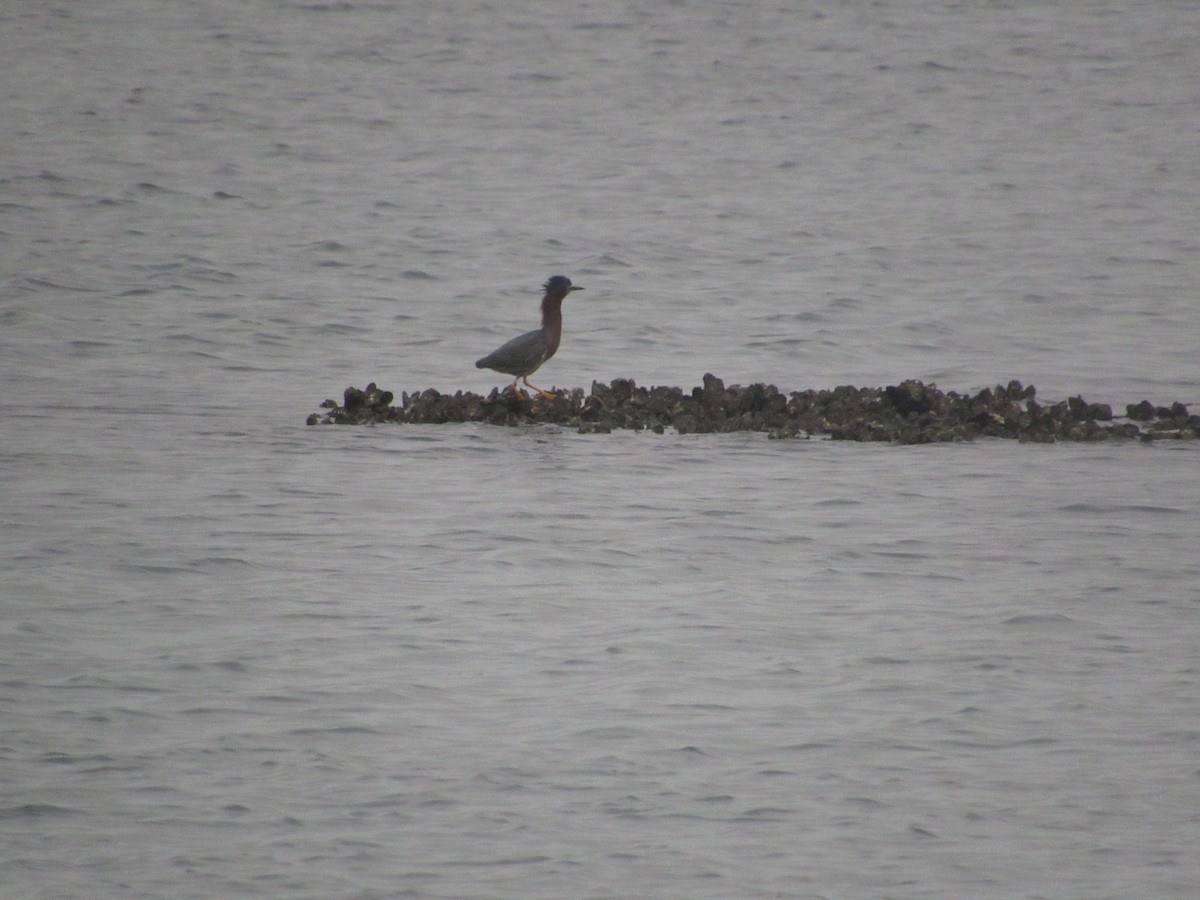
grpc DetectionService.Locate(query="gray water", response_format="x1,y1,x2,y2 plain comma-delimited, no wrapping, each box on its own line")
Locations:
3,2,1199,898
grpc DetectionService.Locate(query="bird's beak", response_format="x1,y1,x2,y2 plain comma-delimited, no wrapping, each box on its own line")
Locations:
571,285,584,292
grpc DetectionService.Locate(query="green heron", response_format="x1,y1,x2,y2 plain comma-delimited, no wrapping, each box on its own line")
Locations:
475,275,584,397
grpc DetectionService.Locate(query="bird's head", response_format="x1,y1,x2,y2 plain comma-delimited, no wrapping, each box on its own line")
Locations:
544,275,583,296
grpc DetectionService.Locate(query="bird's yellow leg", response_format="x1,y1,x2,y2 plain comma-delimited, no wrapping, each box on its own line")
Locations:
523,377,554,399
508,377,529,399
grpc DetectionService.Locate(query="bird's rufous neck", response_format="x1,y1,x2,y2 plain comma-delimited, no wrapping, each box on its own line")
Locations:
540,293,564,354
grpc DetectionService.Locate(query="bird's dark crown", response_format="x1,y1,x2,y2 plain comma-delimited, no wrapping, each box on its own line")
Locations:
543,275,574,292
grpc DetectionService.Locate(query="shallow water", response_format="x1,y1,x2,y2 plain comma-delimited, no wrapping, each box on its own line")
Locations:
3,1,1200,897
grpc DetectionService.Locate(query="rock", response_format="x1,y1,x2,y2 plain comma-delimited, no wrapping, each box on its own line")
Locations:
1164,402,1190,420
1126,400,1156,421
885,381,938,417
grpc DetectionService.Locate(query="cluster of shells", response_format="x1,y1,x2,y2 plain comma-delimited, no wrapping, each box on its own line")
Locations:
309,375,1197,443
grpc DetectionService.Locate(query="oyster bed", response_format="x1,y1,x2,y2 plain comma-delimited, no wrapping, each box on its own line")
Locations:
308,375,1197,443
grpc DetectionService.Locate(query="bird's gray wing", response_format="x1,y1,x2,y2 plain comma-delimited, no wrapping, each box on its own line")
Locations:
475,328,549,375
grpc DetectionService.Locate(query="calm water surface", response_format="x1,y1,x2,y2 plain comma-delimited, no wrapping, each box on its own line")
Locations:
3,2,1199,898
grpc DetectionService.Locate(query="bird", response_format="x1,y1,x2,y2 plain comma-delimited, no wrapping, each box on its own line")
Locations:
475,275,584,398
